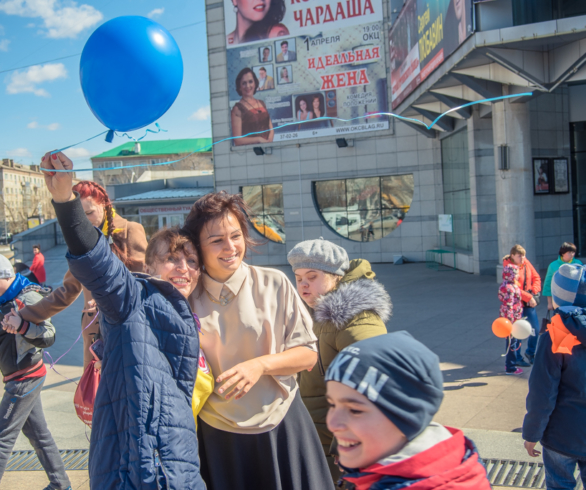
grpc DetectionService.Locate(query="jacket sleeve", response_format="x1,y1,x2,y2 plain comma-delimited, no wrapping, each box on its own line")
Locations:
30,254,41,274
19,269,82,324
17,291,56,348
67,234,142,326
529,261,542,295
335,314,388,352
542,262,556,297
53,196,142,325
522,327,561,443
126,221,148,273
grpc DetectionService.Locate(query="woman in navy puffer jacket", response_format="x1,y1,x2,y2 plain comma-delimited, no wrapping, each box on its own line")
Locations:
41,151,206,490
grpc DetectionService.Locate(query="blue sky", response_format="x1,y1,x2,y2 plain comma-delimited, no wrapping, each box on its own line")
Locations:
0,0,211,179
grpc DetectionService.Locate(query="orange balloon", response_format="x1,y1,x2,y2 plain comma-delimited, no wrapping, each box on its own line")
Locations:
492,318,513,338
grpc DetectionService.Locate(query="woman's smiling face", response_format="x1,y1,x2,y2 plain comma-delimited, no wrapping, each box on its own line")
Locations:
234,0,271,22
199,213,246,283
300,99,307,111
240,72,256,97
146,242,200,298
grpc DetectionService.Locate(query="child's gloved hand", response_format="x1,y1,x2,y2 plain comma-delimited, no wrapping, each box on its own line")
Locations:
2,308,24,334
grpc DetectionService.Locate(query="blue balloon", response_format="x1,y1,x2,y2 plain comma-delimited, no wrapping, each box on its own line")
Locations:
80,16,183,132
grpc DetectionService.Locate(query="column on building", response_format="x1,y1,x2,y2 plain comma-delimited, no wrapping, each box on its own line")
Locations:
492,91,536,265
467,107,499,274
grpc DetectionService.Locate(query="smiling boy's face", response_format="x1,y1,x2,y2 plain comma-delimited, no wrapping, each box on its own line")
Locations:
326,381,408,469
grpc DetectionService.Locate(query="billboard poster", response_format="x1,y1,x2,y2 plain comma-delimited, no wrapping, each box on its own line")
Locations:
389,0,472,109
224,0,389,146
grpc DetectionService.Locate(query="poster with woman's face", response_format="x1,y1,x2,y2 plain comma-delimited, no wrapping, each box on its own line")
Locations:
225,0,389,145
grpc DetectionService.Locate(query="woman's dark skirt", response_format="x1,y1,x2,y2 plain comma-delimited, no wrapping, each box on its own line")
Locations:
197,391,335,490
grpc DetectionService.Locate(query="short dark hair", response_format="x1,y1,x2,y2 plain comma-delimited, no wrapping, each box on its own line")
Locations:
182,191,258,260
559,242,577,256
235,68,259,96
259,67,266,72
281,40,288,47
263,47,270,52
32,244,41,251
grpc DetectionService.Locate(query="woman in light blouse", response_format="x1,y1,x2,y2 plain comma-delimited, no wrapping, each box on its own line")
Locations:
183,191,334,490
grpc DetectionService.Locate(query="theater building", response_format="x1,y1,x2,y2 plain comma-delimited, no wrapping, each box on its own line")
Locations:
204,0,586,274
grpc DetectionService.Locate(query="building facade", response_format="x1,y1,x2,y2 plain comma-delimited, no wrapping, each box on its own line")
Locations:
108,176,214,240
91,139,214,186
0,159,61,235
205,0,586,273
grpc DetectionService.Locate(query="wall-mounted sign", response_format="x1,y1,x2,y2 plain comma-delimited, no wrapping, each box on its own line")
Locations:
388,0,473,109
438,214,453,233
532,157,569,195
139,205,193,215
224,0,390,145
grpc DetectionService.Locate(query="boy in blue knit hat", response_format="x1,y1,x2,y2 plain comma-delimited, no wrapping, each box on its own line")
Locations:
523,263,586,490
325,332,490,489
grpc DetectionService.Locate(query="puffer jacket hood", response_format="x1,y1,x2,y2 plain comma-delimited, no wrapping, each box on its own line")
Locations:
502,264,519,283
314,259,392,328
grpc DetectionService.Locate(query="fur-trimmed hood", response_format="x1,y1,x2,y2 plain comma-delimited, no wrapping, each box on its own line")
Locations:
314,277,392,328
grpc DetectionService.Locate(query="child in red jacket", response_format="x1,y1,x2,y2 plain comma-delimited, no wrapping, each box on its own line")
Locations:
326,332,491,490
30,244,46,285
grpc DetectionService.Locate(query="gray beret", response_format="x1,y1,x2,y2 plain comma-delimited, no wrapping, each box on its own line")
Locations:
287,238,349,276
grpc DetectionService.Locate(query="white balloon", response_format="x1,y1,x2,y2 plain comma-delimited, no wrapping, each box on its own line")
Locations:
512,319,532,340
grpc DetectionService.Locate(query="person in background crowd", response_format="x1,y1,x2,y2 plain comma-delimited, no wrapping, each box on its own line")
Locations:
523,264,586,490
30,244,45,286
38,151,206,489
543,242,582,311
19,181,147,369
503,245,541,365
288,238,391,482
0,254,71,490
183,191,334,490
498,264,524,375
326,333,491,489
261,46,271,62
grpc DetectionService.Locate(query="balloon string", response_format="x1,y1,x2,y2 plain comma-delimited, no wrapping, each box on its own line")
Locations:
42,310,99,386
45,91,533,173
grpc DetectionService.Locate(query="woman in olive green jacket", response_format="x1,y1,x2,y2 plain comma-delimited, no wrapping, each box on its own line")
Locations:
288,239,391,481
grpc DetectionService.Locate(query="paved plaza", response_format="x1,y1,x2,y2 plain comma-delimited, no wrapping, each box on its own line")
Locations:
0,247,547,488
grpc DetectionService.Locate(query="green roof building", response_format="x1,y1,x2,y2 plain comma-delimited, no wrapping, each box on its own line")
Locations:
91,138,213,186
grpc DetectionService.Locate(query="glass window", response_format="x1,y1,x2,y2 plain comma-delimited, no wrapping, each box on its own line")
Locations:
241,184,285,243
140,215,159,241
313,175,414,241
441,129,472,251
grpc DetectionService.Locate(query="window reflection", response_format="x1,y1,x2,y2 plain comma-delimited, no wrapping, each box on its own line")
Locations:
314,175,413,241
242,184,285,243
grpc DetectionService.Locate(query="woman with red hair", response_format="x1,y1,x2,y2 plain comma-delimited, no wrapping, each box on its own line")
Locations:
19,181,147,367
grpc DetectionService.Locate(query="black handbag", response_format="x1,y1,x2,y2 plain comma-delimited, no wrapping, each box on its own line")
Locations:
523,265,541,307
540,310,552,335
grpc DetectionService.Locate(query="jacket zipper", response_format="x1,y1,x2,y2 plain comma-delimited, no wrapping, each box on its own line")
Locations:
154,449,171,490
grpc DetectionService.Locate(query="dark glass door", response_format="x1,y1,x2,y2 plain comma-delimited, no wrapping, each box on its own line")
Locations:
570,122,586,255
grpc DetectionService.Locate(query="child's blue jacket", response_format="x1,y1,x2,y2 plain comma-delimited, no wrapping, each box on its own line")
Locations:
523,306,586,459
